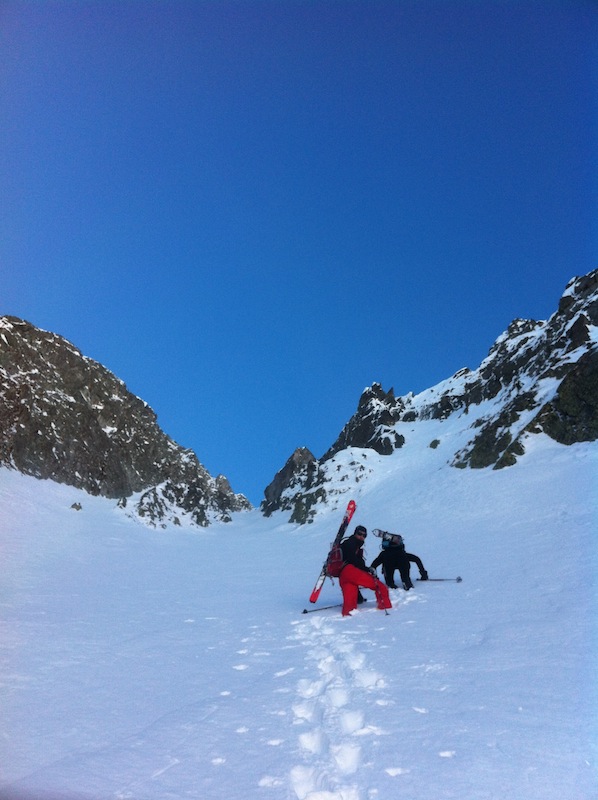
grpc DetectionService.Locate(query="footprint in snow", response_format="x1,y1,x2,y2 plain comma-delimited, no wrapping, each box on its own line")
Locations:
340,709,364,735
298,728,327,755
331,741,361,774
292,698,320,723
326,685,350,708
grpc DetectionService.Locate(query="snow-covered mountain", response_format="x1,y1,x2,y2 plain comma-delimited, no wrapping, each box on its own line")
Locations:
0,317,250,526
262,269,598,522
1,270,596,529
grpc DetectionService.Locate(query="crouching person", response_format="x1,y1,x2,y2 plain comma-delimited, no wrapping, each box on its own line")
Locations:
370,533,428,590
339,525,392,616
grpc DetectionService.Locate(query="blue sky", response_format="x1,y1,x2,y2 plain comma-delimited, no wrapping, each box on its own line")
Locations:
1,0,596,505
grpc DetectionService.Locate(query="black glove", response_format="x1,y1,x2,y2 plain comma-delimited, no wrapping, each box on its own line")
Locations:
420,571,428,581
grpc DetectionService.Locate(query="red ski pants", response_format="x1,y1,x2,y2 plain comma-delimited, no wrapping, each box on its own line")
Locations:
339,564,392,616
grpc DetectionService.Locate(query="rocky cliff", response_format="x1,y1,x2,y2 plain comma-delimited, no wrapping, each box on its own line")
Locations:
262,269,598,522
0,317,250,526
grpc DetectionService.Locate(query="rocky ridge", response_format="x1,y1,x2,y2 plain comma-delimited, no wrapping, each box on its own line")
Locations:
0,317,250,527
262,269,598,522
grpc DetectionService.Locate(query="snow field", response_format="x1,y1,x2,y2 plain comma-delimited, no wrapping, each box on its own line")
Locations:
0,434,596,799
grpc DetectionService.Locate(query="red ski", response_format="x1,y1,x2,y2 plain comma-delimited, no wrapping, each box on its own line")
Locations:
308,499,356,604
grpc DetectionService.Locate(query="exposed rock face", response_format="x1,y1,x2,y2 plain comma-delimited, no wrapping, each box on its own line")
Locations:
0,317,250,526
532,349,598,445
261,269,598,521
323,384,406,459
262,447,323,523
449,269,597,468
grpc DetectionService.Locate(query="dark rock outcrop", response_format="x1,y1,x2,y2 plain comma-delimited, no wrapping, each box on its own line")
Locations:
323,383,406,459
0,316,250,526
532,349,598,445
262,447,324,523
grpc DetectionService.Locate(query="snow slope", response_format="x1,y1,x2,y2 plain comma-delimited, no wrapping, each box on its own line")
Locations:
0,434,596,799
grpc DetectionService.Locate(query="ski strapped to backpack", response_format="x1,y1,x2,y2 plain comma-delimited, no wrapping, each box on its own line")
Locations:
308,499,356,604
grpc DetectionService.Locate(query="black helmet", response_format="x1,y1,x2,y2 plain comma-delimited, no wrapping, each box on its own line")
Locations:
354,525,367,537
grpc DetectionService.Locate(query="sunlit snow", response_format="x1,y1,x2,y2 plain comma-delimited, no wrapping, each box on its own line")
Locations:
0,433,596,799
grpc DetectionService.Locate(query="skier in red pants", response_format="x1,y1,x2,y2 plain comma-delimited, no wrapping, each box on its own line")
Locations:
339,526,391,616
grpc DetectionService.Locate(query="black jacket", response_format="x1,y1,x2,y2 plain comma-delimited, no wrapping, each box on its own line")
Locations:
340,535,368,571
370,547,426,576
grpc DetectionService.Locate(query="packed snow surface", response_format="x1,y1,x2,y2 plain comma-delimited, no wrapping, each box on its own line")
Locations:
0,435,596,799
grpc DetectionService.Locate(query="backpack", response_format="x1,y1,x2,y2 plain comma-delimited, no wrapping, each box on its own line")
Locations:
382,533,404,550
325,540,346,577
